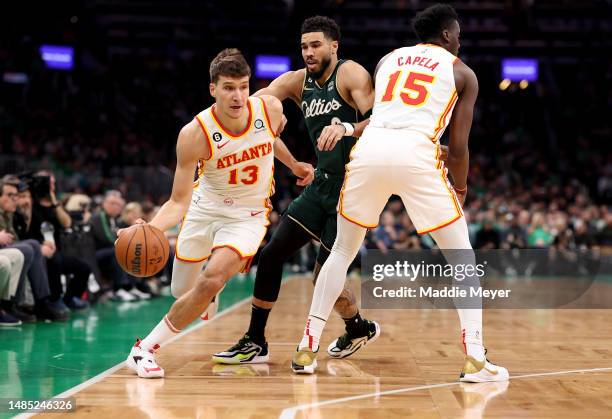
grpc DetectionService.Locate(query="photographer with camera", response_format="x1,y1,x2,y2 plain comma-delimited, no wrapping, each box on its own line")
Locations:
18,171,91,310
0,176,67,321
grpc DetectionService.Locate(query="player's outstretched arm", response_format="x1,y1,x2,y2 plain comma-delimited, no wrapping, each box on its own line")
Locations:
148,120,208,232
253,70,305,105
317,61,374,151
261,94,314,186
448,62,479,205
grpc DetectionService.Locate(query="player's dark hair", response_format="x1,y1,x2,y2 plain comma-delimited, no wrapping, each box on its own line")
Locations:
301,16,341,41
412,4,459,42
209,48,251,83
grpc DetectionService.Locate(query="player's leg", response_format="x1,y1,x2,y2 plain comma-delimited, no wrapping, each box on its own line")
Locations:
212,214,314,364
292,161,390,373
292,216,369,373
428,220,508,382
396,144,508,382
315,221,380,359
213,186,326,364
126,248,245,378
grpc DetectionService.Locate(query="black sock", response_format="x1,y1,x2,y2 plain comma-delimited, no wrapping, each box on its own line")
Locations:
343,311,366,337
247,304,271,345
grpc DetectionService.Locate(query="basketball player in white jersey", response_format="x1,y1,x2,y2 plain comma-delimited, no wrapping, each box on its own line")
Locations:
291,4,509,382
120,49,314,378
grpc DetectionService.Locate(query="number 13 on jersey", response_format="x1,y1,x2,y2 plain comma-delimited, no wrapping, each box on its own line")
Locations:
381,71,435,106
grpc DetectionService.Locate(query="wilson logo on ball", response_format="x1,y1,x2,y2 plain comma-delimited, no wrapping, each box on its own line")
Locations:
115,224,170,278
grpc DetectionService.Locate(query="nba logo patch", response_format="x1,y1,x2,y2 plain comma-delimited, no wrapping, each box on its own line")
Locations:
328,81,334,91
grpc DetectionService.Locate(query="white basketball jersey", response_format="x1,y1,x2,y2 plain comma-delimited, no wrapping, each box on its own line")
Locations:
193,97,276,203
370,44,459,142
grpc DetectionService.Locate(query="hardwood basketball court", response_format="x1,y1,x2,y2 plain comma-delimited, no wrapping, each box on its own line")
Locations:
32,276,612,418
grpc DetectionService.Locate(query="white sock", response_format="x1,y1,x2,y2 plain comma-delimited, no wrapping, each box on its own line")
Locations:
460,311,485,360
300,216,367,352
299,316,326,351
140,315,180,352
429,218,485,361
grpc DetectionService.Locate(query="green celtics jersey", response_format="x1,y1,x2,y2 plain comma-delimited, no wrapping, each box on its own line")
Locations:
300,59,359,175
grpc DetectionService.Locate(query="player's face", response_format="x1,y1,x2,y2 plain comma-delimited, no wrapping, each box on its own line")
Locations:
301,32,337,79
444,20,461,56
210,75,250,119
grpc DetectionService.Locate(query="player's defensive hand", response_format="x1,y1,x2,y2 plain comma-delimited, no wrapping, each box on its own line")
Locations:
293,162,315,186
317,124,345,151
439,145,449,161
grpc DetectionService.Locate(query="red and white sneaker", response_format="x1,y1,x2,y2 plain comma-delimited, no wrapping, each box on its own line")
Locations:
126,339,164,379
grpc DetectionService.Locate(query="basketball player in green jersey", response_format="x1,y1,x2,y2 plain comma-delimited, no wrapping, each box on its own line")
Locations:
213,16,381,364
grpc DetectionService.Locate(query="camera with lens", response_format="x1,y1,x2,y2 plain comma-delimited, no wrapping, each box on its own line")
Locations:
18,172,51,200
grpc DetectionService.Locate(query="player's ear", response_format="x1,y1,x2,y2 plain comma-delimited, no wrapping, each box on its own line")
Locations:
209,82,216,98
331,40,338,55
442,29,450,43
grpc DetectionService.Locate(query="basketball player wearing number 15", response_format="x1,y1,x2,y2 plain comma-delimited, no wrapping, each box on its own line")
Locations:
119,49,314,378
292,4,509,382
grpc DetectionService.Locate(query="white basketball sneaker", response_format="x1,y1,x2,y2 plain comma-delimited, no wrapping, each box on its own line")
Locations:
126,339,165,379
459,350,509,383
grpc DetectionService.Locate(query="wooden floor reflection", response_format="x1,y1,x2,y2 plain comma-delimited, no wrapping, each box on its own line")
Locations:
37,276,612,418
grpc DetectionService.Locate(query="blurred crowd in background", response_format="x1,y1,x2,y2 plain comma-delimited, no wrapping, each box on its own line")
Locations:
0,1,610,325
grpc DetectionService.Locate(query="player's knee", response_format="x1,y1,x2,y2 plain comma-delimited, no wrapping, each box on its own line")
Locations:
197,269,227,295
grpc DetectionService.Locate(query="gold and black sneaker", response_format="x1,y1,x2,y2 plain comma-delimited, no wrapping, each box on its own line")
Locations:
327,320,380,359
459,350,509,383
291,347,318,374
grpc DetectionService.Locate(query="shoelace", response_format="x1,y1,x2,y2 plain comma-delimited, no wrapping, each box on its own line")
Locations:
229,335,255,351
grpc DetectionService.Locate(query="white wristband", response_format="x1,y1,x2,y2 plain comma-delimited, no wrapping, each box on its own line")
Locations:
341,122,355,136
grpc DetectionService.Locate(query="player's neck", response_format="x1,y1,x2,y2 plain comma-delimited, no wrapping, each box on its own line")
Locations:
214,103,251,135
314,56,339,86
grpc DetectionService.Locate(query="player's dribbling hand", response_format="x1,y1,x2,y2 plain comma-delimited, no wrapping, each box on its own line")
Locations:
293,162,315,186
317,124,345,151
116,219,147,242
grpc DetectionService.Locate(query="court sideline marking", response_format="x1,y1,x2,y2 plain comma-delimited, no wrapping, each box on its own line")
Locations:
13,292,254,419
279,366,612,419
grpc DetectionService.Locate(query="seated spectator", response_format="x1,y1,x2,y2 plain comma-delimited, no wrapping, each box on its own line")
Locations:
0,248,25,326
0,177,67,321
91,191,149,301
18,172,91,310
374,211,398,253
527,212,553,248
475,219,501,249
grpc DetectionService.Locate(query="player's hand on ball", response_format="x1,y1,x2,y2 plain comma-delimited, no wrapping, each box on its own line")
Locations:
439,145,449,161
293,162,315,186
317,124,345,151
116,219,146,243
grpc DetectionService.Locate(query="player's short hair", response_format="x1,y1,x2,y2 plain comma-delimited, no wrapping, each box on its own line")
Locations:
412,4,459,42
301,16,340,41
209,48,251,83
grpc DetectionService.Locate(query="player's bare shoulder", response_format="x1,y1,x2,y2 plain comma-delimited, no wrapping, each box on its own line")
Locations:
258,95,284,132
262,69,306,104
453,59,478,95
337,60,371,89
178,117,210,161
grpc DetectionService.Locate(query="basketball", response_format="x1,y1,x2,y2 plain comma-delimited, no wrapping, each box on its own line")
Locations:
115,224,170,277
